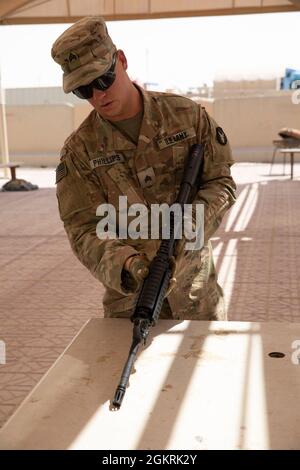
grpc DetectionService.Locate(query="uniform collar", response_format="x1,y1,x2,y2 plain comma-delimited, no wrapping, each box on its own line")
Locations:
136,84,162,152
94,84,162,153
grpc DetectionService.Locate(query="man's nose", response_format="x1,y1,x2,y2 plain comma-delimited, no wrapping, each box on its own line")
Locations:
92,88,106,99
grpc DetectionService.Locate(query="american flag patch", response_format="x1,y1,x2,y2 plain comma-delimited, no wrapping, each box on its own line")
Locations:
55,161,67,183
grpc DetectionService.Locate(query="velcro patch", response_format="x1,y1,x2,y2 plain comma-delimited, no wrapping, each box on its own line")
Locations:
55,161,67,183
137,167,156,188
90,152,125,169
157,127,196,150
216,127,228,146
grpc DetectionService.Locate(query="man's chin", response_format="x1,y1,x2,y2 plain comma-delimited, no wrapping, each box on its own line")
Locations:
96,101,119,118
98,108,127,122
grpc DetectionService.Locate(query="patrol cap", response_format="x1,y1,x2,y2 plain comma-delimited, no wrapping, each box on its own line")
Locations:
51,16,117,93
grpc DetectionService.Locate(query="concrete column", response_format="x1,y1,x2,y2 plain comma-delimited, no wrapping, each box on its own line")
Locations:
0,70,9,178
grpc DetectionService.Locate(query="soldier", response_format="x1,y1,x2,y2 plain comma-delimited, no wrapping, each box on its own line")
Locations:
51,16,236,320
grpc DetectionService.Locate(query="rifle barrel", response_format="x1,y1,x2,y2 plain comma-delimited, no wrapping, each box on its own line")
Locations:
112,340,140,409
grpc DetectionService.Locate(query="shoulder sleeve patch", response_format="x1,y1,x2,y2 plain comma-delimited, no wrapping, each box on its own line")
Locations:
56,161,67,184
216,127,228,146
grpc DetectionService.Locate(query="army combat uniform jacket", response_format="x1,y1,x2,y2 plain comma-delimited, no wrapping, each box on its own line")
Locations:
56,85,236,320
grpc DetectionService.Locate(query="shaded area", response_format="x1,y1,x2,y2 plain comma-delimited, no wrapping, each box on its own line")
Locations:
214,163,300,322
1,319,300,450
0,186,104,428
1,162,300,442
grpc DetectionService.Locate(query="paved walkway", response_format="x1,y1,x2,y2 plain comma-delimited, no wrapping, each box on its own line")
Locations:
0,163,300,427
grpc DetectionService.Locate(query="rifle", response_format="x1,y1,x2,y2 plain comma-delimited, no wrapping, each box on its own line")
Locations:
112,143,204,409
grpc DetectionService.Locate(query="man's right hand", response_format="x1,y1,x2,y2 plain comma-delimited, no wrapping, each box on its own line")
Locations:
122,254,150,292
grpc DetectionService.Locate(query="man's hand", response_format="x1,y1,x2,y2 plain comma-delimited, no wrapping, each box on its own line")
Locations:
122,254,150,292
165,212,198,297
164,256,177,297
126,254,150,281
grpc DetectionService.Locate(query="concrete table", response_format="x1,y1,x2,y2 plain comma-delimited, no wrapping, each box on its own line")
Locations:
0,319,300,450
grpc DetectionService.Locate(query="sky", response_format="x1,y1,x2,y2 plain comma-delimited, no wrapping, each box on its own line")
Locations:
0,11,300,92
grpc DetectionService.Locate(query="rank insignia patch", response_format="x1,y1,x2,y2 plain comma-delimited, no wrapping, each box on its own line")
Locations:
216,127,228,146
55,161,67,183
137,167,156,188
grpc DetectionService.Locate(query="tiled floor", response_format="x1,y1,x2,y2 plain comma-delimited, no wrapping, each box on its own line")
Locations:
0,162,300,427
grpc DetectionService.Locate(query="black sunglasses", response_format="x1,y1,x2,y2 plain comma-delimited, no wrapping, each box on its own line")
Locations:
72,53,117,100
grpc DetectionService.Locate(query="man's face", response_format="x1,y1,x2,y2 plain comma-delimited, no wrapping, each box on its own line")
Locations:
87,50,133,121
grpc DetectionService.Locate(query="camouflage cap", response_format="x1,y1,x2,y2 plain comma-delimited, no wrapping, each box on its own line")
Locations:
51,16,117,93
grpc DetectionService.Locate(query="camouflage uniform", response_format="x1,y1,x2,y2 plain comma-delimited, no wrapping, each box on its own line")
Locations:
51,16,236,320
56,85,236,320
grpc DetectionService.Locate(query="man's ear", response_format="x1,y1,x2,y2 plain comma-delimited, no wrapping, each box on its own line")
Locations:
117,49,128,70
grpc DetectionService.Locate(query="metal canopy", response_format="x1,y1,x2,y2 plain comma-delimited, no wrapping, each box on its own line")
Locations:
0,0,299,25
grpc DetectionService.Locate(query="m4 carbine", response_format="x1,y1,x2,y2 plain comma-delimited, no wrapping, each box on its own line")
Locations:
112,143,204,409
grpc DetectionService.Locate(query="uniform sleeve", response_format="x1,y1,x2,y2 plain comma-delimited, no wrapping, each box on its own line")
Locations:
56,147,139,295
193,106,236,243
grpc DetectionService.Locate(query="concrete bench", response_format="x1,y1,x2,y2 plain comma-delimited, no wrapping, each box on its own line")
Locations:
0,162,38,191
0,318,299,450
0,162,23,181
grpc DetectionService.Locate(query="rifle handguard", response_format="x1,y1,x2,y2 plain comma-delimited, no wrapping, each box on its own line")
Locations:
111,144,204,409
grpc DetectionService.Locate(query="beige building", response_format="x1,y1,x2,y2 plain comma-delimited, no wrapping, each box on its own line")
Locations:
2,81,300,166
206,79,300,161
